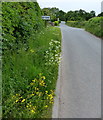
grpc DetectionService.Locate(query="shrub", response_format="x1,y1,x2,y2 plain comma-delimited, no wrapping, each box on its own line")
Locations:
53,21,59,26
85,17,103,38
2,2,44,52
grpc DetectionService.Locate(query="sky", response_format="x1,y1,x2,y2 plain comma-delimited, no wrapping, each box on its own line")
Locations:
37,0,103,15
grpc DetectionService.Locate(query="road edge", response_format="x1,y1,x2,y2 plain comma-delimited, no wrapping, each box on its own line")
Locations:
52,26,63,118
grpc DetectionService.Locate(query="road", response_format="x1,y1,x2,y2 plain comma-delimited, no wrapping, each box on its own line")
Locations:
52,22,101,118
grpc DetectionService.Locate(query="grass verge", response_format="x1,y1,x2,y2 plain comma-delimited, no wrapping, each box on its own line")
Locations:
2,26,61,118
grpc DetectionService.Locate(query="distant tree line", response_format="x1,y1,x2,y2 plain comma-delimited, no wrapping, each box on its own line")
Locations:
42,7,103,21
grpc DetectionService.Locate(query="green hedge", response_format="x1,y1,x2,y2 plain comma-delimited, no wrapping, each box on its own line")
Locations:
53,21,59,26
66,21,86,28
66,17,103,38
2,2,44,52
85,17,103,38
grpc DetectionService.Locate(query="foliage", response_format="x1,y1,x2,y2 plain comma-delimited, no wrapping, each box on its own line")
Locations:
66,17,103,38
3,25,61,118
59,20,61,23
56,10,66,21
98,12,103,17
53,21,59,26
42,7,59,21
2,2,61,118
85,17,103,37
65,9,96,21
2,2,44,52
42,7,66,21
66,21,86,28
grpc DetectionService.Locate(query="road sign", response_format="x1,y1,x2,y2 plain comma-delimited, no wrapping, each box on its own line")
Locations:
42,16,50,20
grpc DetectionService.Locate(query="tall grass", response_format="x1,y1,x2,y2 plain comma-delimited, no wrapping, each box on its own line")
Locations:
2,26,61,118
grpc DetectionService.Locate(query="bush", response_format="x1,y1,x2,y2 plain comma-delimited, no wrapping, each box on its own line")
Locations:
85,17,103,38
2,2,44,52
53,21,59,26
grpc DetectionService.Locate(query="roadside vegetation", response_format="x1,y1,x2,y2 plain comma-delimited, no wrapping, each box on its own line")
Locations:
66,21,86,28
66,17,103,38
42,7,103,38
2,2,61,118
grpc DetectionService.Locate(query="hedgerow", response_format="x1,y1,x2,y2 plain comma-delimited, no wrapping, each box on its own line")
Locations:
2,2,61,118
66,17,103,38
2,2,44,52
85,17,103,38
66,21,86,28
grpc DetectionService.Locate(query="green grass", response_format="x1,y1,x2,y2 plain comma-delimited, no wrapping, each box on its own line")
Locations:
2,26,61,118
66,17,103,38
66,21,86,28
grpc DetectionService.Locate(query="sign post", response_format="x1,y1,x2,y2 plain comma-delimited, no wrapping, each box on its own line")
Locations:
42,16,50,27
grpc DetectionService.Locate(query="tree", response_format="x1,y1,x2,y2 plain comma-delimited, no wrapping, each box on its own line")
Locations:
42,7,60,21
42,8,51,16
98,12,103,17
65,9,96,21
90,11,96,17
56,10,66,21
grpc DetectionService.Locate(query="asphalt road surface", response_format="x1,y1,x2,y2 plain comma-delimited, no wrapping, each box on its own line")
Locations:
53,22,101,118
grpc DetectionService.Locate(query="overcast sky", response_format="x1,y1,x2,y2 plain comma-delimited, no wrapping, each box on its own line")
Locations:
37,0,103,15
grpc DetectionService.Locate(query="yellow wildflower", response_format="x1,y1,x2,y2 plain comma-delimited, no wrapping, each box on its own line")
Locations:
41,76,46,80
26,105,29,108
15,100,19,103
32,79,36,82
44,105,48,108
48,94,53,99
50,101,54,104
45,91,48,94
31,94,34,96
21,99,25,103
39,80,45,86
31,110,35,113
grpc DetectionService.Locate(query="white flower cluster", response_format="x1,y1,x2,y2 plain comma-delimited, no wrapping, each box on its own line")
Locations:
45,39,61,66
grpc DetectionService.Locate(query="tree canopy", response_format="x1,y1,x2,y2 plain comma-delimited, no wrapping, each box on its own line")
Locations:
42,7,102,22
